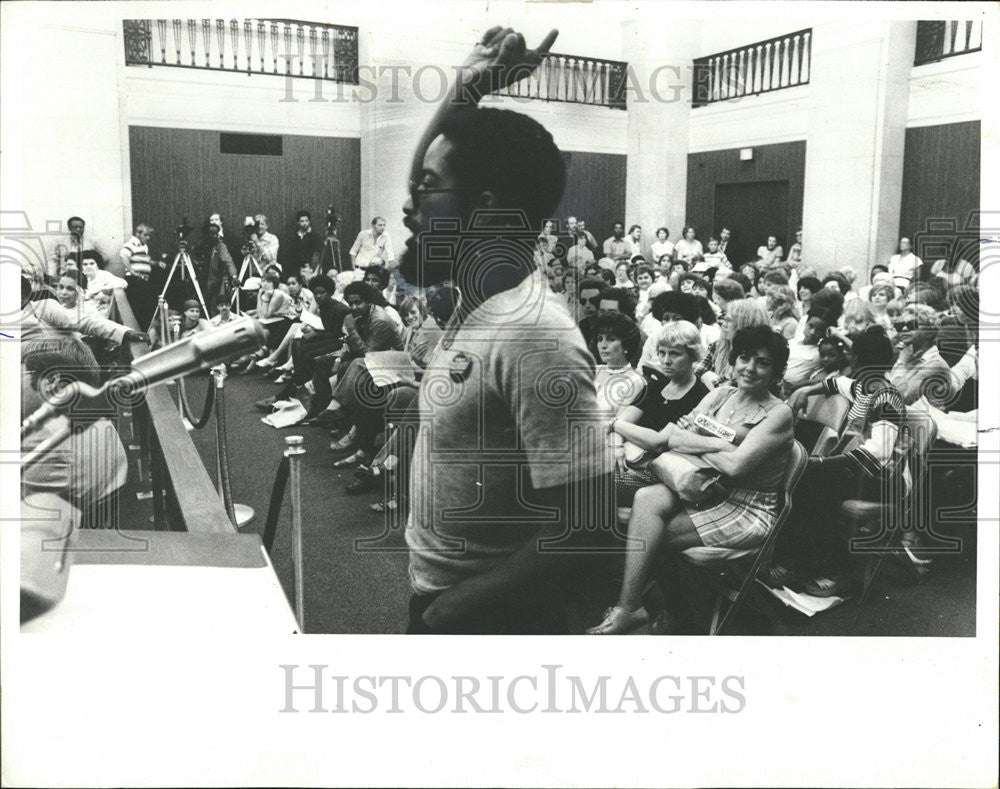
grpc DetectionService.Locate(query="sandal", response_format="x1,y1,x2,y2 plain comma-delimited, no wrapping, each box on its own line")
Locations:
369,497,397,513
761,562,797,588
333,450,368,468
330,426,357,451
585,605,650,635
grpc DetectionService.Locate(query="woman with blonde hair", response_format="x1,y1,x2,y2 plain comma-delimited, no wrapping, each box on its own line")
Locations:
703,297,771,387
766,285,800,340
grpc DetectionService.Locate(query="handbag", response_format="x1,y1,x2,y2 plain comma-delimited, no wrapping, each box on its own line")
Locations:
648,451,729,504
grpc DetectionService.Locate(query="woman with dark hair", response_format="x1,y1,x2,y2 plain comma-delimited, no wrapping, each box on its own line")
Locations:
650,227,674,264
780,326,912,595
591,312,645,417
589,326,794,633
739,262,761,297
887,236,923,290
673,226,703,267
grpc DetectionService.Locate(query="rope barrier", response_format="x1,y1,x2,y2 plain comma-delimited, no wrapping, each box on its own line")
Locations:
211,366,237,525
262,456,290,555
177,376,216,429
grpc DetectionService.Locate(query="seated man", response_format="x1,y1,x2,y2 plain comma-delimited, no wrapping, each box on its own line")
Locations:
257,274,350,412
21,336,128,523
302,281,404,424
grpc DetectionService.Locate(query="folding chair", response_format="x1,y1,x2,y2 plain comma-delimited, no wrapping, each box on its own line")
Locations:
795,393,851,457
678,440,809,634
839,408,938,604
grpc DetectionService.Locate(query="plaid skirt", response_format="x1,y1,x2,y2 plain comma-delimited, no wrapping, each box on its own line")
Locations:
686,487,780,550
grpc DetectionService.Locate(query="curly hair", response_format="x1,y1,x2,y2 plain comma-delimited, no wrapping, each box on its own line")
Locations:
591,312,643,367
728,325,790,378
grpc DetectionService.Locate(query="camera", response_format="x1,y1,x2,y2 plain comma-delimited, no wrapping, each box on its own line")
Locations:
325,205,340,236
175,218,192,248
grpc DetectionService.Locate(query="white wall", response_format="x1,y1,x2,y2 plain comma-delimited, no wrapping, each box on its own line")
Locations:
907,52,982,128
1,11,129,254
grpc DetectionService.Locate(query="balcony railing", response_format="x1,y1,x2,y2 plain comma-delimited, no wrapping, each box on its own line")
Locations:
692,29,811,108
498,52,628,110
123,18,359,83
914,20,983,66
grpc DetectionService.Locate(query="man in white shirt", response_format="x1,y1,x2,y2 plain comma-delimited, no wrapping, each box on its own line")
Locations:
756,235,784,267
253,214,281,266
626,224,643,258
349,216,395,270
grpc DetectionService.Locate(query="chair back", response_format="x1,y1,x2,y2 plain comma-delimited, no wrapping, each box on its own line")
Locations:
803,393,851,433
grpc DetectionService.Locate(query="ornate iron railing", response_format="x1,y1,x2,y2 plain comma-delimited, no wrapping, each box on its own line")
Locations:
123,18,359,83
692,29,811,108
914,20,983,65
498,52,628,110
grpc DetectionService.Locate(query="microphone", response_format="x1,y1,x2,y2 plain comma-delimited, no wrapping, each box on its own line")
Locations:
20,318,266,436
111,316,266,394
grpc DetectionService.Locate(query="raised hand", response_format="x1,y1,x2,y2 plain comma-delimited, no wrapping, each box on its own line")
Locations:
458,26,558,100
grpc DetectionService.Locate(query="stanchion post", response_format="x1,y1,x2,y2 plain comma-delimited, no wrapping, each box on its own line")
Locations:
284,435,306,631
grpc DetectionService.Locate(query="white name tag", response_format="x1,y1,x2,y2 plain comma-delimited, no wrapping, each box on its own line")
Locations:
694,413,737,443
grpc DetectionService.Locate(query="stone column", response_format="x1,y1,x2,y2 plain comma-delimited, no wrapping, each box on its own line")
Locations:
801,20,916,277
621,18,703,262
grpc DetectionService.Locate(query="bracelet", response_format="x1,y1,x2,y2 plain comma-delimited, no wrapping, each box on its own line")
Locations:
609,417,618,433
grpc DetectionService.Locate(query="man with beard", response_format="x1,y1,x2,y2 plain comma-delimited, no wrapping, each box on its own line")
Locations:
398,26,615,634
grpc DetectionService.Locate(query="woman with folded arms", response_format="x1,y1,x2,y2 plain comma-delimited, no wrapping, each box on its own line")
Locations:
588,326,793,634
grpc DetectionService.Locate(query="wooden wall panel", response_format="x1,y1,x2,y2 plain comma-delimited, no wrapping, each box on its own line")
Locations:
899,121,981,266
129,127,360,266
553,151,627,240
686,140,806,258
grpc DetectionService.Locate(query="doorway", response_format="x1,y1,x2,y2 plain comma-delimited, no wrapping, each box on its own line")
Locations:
714,180,790,267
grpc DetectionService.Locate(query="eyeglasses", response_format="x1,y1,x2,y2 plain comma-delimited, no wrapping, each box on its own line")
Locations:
893,320,919,333
580,295,602,306
408,180,481,204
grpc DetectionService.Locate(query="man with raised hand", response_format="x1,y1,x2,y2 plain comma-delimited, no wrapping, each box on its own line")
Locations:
398,26,616,634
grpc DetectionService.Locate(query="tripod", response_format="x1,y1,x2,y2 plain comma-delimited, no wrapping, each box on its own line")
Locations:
321,233,344,274
159,243,209,318
232,251,263,314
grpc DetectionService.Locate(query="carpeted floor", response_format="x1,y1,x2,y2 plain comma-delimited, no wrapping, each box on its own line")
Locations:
116,370,978,636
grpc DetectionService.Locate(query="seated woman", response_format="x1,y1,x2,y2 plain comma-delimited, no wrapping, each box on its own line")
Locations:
778,326,910,596
887,303,953,408
54,271,83,311
79,254,126,307
767,284,800,340
252,269,298,348
867,283,897,335
613,320,708,506
700,297,770,388
591,312,645,418
588,326,793,633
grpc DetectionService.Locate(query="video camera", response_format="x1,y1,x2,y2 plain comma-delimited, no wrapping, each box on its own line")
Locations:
175,218,192,249
242,216,259,255
325,205,340,237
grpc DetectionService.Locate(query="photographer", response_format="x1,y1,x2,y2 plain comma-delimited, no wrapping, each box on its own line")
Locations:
281,210,321,274
194,219,237,314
